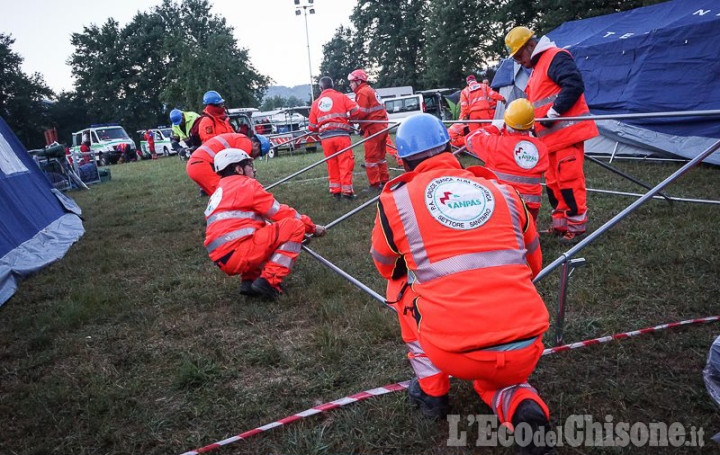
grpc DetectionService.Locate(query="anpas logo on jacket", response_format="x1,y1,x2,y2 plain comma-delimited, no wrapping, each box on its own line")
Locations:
425,177,495,230
205,187,223,217
513,140,540,169
318,97,334,112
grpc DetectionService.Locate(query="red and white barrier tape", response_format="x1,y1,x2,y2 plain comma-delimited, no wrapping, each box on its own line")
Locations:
180,315,718,455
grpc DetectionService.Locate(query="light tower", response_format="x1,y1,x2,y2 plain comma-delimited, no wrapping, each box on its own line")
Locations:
294,0,316,104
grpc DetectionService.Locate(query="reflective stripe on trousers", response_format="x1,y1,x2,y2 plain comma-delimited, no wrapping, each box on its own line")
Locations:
277,241,302,254
406,341,443,379
520,194,542,204
206,210,263,226
493,171,543,186
206,227,256,253
391,183,527,283
491,383,538,421
269,252,295,269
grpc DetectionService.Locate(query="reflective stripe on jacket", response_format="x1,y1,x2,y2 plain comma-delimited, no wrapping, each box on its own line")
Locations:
188,133,252,165
204,175,315,260
526,47,599,152
370,153,547,352
353,82,388,131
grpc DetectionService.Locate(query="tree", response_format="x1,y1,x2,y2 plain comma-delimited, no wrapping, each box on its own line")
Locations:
259,95,305,111
0,34,53,149
318,26,366,93
351,0,429,89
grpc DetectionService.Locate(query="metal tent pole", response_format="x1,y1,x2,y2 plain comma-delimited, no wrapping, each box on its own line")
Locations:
445,109,720,124
587,187,720,206
584,154,673,203
266,124,399,191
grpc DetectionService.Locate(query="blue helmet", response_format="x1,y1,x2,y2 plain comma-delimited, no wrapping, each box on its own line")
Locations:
169,109,183,125
253,134,271,156
203,90,225,105
395,114,450,159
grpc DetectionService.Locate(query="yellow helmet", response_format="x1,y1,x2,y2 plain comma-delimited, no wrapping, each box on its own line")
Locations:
505,26,534,57
504,98,535,130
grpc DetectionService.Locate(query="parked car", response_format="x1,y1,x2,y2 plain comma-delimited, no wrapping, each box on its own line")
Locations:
139,127,174,157
226,110,255,136
384,94,424,122
70,124,136,166
417,89,458,120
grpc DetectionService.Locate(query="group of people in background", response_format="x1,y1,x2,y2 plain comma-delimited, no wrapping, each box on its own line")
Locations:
171,24,597,455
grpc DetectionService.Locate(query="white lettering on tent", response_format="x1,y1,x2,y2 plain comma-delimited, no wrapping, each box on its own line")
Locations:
693,9,710,16
619,33,635,39
0,133,29,176
603,32,616,38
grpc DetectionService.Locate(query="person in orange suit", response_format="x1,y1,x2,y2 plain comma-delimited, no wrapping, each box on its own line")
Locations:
308,76,359,199
370,113,550,455
187,133,263,195
447,123,469,148
459,75,505,132
205,148,327,300
466,99,549,225
196,90,235,144
506,26,598,243
349,69,390,191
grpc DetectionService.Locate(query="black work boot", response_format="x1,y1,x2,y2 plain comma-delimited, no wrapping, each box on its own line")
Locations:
511,399,554,455
342,192,357,200
407,377,449,420
238,280,259,297
250,277,280,301
332,193,342,200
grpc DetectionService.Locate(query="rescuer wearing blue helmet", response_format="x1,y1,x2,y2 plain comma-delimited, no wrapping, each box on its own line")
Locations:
196,90,234,144
251,134,271,157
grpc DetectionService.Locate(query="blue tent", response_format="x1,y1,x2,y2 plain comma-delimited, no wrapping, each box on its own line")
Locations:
0,116,84,305
491,0,720,163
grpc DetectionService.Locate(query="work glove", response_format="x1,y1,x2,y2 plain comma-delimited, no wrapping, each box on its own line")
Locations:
539,106,561,128
313,225,327,238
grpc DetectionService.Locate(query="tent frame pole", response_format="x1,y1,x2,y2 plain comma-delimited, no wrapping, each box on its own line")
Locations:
585,154,673,204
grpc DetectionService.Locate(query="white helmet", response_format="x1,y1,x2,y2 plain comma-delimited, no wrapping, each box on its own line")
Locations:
214,148,253,173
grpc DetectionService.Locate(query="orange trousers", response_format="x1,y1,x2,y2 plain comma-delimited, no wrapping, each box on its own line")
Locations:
187,159,220,195
321,136,354,195
363,125,389,187
389,280,549,424
545,142,587,233
214,218,305,288
467,110,494,132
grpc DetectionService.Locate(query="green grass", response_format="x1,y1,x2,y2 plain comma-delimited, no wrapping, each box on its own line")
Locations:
1,143,720,454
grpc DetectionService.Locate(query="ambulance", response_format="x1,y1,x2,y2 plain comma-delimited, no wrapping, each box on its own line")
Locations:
139,127,174,158
70,124,137,165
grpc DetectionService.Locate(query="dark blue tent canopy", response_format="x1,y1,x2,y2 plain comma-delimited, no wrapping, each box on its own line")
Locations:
0,116,84,305
492,0,720,139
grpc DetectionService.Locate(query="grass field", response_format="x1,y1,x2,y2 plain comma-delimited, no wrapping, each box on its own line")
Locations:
2,142,720,454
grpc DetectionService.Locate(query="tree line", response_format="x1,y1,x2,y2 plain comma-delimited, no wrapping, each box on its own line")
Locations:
318,0,665,92
1,0,268,149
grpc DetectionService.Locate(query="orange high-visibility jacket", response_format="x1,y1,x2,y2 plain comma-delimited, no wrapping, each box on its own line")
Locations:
308,89,359,139
353,82,388,130
447,123,469,148
188,133,252,165
466,126,549,209
204,175,315,262
526,47,598,152
198,106,235,144
460,82,504,120
371,153,547,352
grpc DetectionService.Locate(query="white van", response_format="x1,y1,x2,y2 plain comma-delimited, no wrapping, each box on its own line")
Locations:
384,94,424,122
70,124,136,165
139,127,174,157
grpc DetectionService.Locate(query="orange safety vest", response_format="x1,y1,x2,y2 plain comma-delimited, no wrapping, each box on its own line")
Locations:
197,106,235,144
204,175,314,262
466,127,549,209
188,133,252,165
308,89,359,139
372,153,548,352
526,47,599,152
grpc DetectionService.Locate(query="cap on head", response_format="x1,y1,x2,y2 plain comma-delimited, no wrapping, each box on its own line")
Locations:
214,148,253,173
395,114,450,159
169,109,183,125
252,134,271,156
505,26,534,57
504,98,535,130
203,90,225,105
348,69,369,82
466,75,476,83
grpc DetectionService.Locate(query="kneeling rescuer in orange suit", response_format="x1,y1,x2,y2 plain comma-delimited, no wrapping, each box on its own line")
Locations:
370,113,551,454
205,148,326,300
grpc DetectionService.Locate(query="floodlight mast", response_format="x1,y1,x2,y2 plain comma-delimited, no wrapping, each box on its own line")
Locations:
294,0,316,103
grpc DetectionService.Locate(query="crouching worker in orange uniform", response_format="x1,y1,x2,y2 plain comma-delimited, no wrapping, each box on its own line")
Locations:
466,99,548,225
187,133,269,195
447,122,470,148
371,114,551,455
205,148,327,300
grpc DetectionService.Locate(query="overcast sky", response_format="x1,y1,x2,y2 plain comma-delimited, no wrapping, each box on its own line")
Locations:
0,0,356,93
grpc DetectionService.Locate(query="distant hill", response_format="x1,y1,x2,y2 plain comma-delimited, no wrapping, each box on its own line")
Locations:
263,85,312,102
